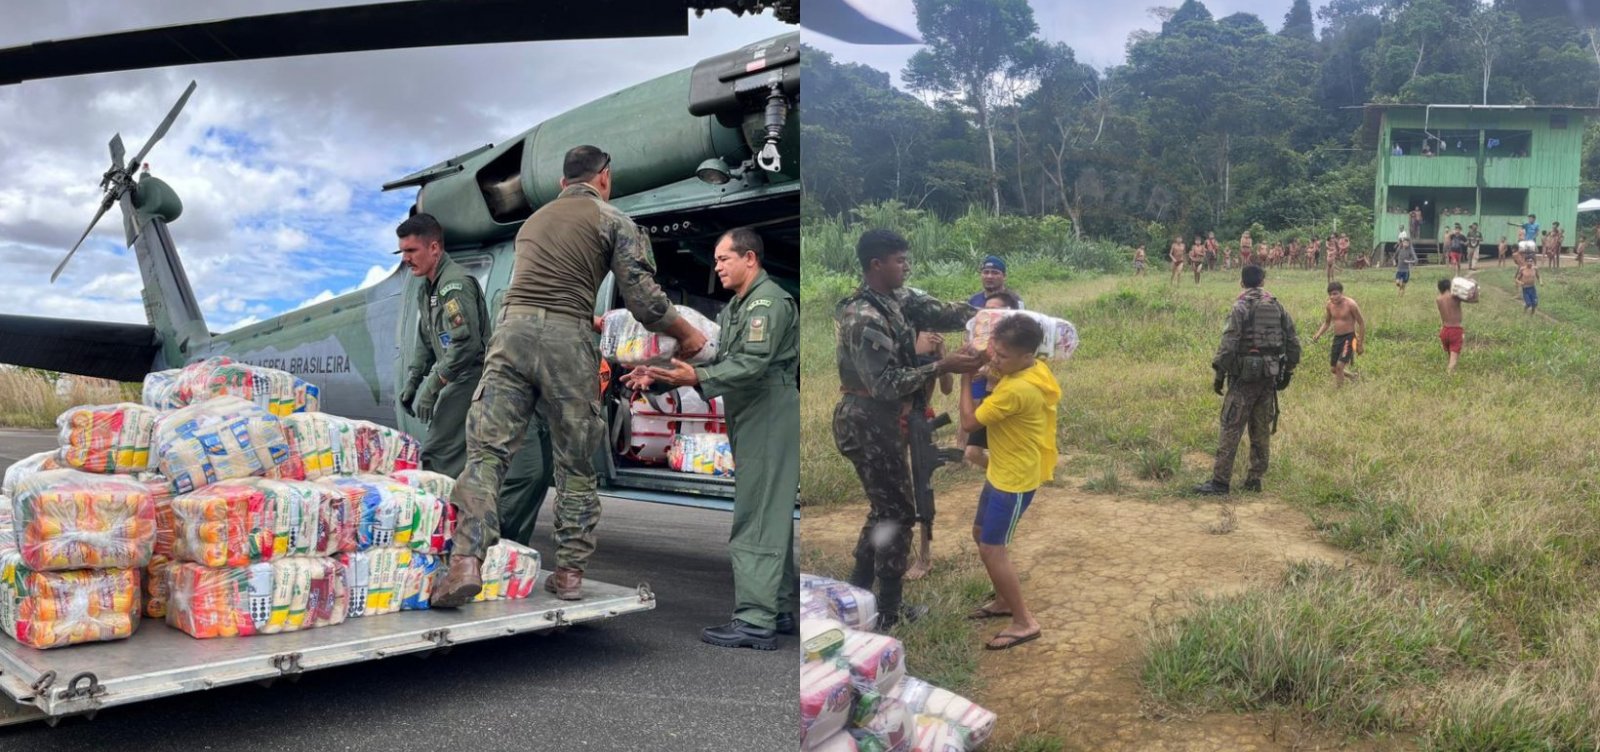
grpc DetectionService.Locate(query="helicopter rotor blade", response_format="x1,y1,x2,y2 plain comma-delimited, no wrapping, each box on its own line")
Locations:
52,197,116,284
802,0,921,45
109,133,125,170
127,80,196,171
0,0,690,86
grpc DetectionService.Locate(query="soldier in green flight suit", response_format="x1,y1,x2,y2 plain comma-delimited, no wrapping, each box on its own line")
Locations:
395,213,553,546
635,227,799,650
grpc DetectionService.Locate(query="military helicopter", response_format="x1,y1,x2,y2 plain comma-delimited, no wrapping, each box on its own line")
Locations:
0,0,917,510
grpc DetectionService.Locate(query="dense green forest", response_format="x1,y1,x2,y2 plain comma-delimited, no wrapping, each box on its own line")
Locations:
802,0,1600,251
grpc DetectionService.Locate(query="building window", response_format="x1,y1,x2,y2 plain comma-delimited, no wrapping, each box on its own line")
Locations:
1551,115,1568,130
1485,130,1531,158
1389,129,1429,156
1481,188,1528,217
1432,130,1480,157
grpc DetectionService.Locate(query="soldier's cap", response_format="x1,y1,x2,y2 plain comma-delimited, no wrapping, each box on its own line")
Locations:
980,255,1007,273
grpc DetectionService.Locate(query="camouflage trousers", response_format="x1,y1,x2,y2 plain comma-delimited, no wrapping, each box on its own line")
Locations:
833,395,914,588
1211,379,1275,486
424,371,553,547
450,307,603,568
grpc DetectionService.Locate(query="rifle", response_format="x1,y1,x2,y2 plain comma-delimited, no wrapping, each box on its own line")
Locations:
906,407,963,579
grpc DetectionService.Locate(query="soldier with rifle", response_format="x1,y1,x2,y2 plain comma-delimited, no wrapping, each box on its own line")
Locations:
1195,264,1301,496
835,229,982,627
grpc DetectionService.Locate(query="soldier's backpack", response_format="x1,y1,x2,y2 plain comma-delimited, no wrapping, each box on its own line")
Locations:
1237,296,1287,383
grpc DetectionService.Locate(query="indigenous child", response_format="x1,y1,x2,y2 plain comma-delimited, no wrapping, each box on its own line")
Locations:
1497,236,1509,267
1169,235,1185,284
959,315,1059,651
1516,256,1539,314
1436,278,1475,373
1190,235,1206,284
1133,245,1147,276
1395,237,1418,296
1310,281,1365,388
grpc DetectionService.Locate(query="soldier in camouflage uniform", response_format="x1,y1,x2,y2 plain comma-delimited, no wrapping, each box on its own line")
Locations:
835,229,983,628
431,146,708,607
1195,264,1301,495
635,227,799,650
395,214,553,548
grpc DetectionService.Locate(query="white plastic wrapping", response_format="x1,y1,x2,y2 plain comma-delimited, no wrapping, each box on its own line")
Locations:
55,403,159,474
668,433,734,477
153,396,297,493
599,305,721,367
142,357,320,415
966,308,1079,360
2,451,60,498
9,469,156,571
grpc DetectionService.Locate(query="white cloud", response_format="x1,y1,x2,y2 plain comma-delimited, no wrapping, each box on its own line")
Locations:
356,264,393,290
299,290,336,308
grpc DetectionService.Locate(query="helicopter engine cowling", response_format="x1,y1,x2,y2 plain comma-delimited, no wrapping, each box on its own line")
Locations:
133,173,183,224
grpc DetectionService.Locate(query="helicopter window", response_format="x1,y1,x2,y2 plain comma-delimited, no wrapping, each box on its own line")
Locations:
452,253,493,290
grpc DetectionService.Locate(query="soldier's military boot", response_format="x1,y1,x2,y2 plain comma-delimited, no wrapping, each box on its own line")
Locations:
876,578,928,630
1192,480,1231,496
544,567,584,601
775,612,796,635
431,555,482,608
1241,478,1262,492
701,619,777,651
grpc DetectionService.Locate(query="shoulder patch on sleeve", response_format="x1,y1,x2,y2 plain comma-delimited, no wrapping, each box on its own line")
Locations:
749,298,773,310
439,281,465,297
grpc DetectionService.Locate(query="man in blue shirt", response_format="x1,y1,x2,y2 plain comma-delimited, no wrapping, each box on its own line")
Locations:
970,255,1024,309
1510,214,1539,255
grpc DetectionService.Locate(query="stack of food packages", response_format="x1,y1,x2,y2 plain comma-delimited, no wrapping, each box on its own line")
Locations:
0,470,154,649
799,574,997,752
966,309,1079,361
599,305,721,368
142,357,321,416
279,413,421,480
389,470,542,604
624,386,733,477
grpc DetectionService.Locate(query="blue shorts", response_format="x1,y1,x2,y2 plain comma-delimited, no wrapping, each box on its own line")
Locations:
1522,286,1537,308
973,482,1036,546
1395,269,1410,283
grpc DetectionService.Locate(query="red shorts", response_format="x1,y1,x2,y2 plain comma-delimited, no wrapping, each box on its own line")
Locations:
1439,326,1464,354
1448,252,1462,264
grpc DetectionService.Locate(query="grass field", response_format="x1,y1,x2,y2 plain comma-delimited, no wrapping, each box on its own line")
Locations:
801,258,1600,748
0,368,134,428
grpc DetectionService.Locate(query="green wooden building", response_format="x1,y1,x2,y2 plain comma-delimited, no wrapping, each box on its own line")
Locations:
1366,104,1598,258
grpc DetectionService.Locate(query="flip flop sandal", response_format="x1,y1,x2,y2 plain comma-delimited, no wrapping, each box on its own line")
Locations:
984,630,1041,651
966,605,1012,620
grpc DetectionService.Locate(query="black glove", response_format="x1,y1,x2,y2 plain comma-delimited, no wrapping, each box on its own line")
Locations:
1212,372,1226,395
1276,370,1294,391
399,382,419,417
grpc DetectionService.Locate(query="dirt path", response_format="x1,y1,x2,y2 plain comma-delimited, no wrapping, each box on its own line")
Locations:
804,476,1388,751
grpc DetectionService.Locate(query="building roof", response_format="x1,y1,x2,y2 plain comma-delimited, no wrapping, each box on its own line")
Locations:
1355,103,1600,146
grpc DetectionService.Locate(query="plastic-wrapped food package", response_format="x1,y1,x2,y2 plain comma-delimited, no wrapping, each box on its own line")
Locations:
352,421,421,475
838,630,906,694
56,403,159,474
2,451,60,498
641,387,728,434
0,546,139,649
966,309,1079,360
910,717,967,752
801,574,880,631
391,469,455,501
801,616,848,663
144,554,173,618
802,660,856,749
474,539,541,602
165,557,347,639
851,697,915,752
1452,277,1479,302
338,548,435,617
141,357,320,416
280,413,351,479
245,478,357,557
890,677,996,749
801,587,836,624
170,481,276,567
319,476,449,553
599,305,721,367
10,469,156,571
810,733,860,752
134,473,177,559
668,433,734,477
154,397,297,493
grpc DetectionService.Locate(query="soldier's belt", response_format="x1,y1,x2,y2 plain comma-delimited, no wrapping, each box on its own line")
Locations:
502,304,588,323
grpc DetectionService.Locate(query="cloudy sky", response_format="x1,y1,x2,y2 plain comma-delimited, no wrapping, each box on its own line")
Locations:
808,0,1332,87
0,1,789,331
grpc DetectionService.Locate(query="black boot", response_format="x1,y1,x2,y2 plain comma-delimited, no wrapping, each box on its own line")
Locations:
848,545,875,592
700,619,777,650
1192,479,1231,495
875,577,928,630
1241,478,1262,492
775,612,796,635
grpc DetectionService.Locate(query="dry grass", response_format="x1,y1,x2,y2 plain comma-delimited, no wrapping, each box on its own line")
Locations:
0,368,131,428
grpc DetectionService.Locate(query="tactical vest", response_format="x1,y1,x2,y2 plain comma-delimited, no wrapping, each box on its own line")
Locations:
1236,295,1288,383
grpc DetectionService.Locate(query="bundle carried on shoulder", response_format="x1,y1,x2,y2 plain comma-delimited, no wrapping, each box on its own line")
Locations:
599,305,721,367
56,403,159,474
165,557,348,639
1451,277,1479,302
143,357,320,415
153,396,298,493
9,469,156,571
966,308,1079,360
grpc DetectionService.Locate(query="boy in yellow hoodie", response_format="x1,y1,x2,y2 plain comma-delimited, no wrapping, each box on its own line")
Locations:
958,314,1060,650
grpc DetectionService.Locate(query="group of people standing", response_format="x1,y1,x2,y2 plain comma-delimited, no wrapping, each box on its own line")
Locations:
1138,231,1357,283
394,145,800,651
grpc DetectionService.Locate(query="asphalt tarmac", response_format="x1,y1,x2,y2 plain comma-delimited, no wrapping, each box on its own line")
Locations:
0,429,799,751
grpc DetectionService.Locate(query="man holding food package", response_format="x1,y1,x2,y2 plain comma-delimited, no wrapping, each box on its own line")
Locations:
835,229,983,628
432,145,708,607
629,227,799,650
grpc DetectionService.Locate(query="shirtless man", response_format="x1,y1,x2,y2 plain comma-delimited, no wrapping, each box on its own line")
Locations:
1205,232,1219,271
1409,207,1422,240
1310,281,1365,388
1307,236,1320,270
1446,223,1465,276
1516,256,1539,315
1325,233,1338,283
1550,222,1564,269
1189,235,1206,284
1436,278,1475,373
1497,236,1509,267
1466,223,1482,271
1240,230,1254,267
1574,238,1586,267
1169,235,1186,283
1134,244,1148,276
